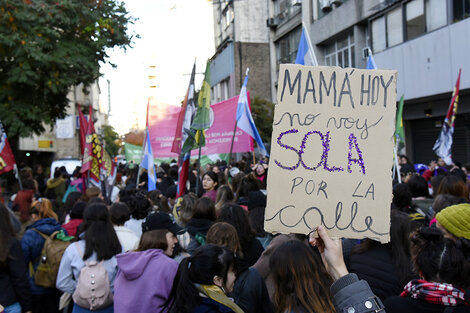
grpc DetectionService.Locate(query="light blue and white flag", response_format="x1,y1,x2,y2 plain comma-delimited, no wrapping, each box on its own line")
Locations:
366,51,377,69
236,75,269,157
295,26,317,66
140,129,157,191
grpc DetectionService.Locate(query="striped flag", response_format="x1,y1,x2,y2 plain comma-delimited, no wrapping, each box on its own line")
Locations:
236,74,269,157
366,53,377,70
140,129,157,191
433,69,461,165
175,63,196,198
295,25,318,66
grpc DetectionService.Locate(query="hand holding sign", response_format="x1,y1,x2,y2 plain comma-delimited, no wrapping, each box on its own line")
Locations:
265,65,397,242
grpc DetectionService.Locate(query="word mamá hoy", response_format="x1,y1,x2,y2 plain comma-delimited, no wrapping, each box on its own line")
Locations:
265,65,397,242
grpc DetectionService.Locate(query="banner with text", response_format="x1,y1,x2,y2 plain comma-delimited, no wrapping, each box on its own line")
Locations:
265,65,397,242
148,96,253,158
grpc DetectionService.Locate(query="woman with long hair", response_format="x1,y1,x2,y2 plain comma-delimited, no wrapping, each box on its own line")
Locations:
270,240,335,313
114,213,179,313
202,171,219,202
218,203,264,266
384,227,470,312
215,185,234,215
186,197,216,254
348,209,416,301
164,244,242,313
0,203,32,313
21,198,63,313
56,203,122,313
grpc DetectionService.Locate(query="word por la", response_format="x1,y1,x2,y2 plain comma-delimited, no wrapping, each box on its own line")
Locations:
274,129,365,174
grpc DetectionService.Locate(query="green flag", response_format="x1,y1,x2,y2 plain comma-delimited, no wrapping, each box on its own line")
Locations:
124,142,143,165
395,95,405,152
183,60,211,152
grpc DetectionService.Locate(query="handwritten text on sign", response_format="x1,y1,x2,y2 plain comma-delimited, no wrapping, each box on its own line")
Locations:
265,65,397,242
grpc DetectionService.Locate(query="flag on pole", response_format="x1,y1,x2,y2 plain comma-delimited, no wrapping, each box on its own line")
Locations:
81,106,102,185
295,25,318,66
433,69,462,165
0,121,15,175
183,60,211,152
172,62,196,155
140,129,157,191
366,51,377,69
236,74,269,157
174,63,197,198
395,95,405,153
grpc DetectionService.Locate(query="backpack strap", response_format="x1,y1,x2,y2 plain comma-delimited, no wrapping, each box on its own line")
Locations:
32,228,49,240
74,242,84,260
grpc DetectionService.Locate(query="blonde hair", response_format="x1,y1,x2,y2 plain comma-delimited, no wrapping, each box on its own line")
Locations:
30,198,58,220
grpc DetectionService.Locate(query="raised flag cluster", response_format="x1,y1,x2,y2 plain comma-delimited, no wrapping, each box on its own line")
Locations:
173,62,196,198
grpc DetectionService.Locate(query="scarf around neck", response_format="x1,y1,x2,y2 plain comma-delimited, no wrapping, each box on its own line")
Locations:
401,279,470,306
196,284,244,313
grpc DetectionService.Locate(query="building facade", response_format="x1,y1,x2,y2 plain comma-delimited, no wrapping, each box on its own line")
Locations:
211,0,272,103
18,82,108,167
267,0,470,164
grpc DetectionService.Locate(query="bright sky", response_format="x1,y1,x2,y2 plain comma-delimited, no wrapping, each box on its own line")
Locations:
99,0,215,135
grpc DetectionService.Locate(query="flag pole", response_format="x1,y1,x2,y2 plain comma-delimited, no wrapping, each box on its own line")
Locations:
196,143,202,195
228,68,249,164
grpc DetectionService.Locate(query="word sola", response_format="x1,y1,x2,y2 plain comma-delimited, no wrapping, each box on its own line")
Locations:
274,129,365,174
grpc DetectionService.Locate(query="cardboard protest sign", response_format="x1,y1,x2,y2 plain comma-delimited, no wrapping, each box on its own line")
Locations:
265,65,397,242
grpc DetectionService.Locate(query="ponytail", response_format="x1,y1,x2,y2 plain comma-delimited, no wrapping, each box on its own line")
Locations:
165,257,200,313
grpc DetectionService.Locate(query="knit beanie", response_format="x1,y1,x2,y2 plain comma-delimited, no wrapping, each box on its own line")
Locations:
435,203,470,239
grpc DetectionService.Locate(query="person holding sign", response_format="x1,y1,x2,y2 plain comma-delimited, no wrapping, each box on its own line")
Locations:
310,225,386,313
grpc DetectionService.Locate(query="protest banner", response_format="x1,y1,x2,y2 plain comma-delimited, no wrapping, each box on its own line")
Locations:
265,65,397,242
148,96,253,158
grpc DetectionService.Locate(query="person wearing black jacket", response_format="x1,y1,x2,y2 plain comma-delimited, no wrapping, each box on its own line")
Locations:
0,203,32,313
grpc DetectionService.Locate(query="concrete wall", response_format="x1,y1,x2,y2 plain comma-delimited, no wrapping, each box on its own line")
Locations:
234,0,269,43
375,18,470,101
211,42,235,86
233,42,272,102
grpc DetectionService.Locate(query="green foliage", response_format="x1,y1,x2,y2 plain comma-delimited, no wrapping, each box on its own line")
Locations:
250,96,274,144
102,124,120,157
0,0,137,137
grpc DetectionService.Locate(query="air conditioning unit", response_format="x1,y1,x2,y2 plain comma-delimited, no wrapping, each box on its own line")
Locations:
362,47,371,59
266,17,278,29
291,0,302,6
320,0,332,12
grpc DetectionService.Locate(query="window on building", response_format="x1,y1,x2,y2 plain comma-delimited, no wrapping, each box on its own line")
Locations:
453,0,470,22
370,0,446,53
406,0,425,40
426,0,447,31
324,33,355,68
211,78,231,104
276,28,302,70
276,0,301,22
387,7,403,47
372,16,386,52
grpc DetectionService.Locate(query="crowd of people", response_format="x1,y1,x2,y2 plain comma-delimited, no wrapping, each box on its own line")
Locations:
0,155,469,313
